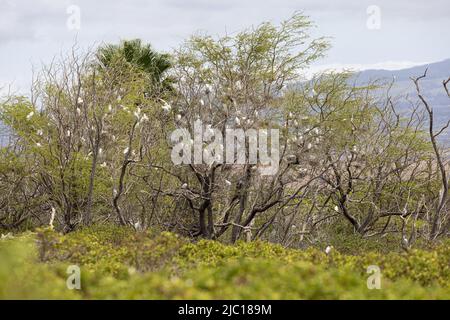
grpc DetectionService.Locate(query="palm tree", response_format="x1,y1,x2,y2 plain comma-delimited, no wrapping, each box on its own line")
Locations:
97,39,172,94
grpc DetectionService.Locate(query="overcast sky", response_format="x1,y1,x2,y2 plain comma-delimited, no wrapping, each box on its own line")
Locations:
1,0,449,93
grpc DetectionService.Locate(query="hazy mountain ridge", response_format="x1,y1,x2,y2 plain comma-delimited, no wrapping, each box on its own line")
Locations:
354,59,450,142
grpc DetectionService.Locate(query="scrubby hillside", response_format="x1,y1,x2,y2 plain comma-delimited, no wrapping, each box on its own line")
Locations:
1,226,449,299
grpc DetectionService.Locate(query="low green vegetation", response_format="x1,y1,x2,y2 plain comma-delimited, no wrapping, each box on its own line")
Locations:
1,225,448,299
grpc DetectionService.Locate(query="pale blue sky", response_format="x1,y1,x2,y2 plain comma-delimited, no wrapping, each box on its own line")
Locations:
1,0,449,93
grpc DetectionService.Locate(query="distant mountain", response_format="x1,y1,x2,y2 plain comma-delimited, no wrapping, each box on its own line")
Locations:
354,59,450,142
355,59,450,83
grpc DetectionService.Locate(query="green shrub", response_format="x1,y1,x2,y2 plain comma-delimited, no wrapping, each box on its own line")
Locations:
0,226,448,299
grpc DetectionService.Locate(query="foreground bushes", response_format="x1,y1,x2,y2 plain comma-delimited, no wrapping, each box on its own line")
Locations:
0,225,449,299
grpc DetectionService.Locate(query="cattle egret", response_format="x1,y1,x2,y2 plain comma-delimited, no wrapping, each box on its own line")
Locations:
205,84,213,94
325,246,333,255
49,207,56,229
402,236,409,247
334,205,339,212
36,142,42,147
36,129,43,136
176,114,182,121
76,107,81,115
66,130,71,137
225,180,232,186
123,147,129,154
108,104,112,112
77,97,84,104
141,114,149,122
307,143,312,150
134,221,142,231
26,111,34,120
298,168,308,176
181,183,188,189
100,162,107,168
162,103,171,112
200,99,205,106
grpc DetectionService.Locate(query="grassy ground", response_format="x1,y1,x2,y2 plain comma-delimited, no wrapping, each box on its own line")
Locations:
0,225,449,299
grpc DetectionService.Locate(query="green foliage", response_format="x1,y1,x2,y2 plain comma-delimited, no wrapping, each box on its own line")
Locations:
0,226,448,299
97,39,172,95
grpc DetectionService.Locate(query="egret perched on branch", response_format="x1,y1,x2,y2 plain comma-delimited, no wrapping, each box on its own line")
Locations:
205,84,213,95
140,114,149,123
26,111,34,120
49,207,56,230
162,103,171,113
